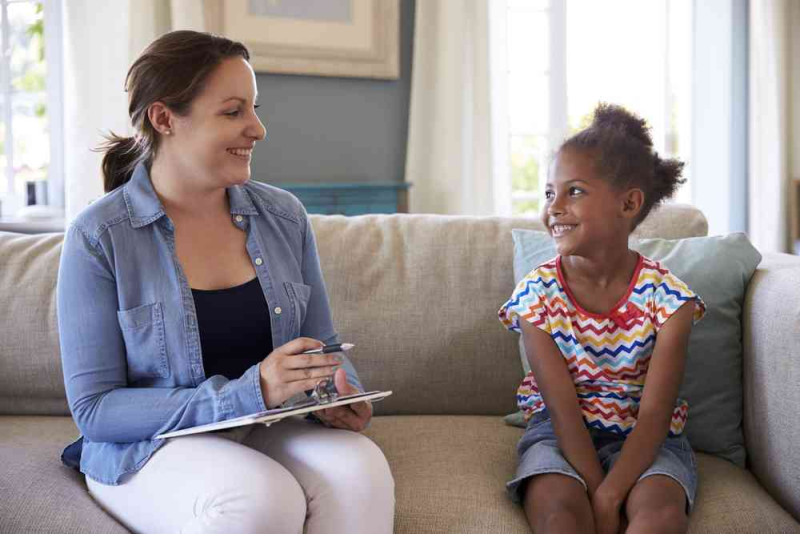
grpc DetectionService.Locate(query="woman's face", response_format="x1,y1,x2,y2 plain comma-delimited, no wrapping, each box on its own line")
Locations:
170,57,266,189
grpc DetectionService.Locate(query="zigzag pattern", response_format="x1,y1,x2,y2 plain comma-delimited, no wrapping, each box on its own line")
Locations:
499,254,705,436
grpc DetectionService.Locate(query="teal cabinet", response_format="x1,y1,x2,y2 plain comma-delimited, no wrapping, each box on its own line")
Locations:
274,182,411,215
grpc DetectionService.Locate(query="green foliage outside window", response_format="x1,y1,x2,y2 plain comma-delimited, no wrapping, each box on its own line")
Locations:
511,136,541,216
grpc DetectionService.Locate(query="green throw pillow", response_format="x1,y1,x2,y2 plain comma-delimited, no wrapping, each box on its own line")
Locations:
505,230,762,467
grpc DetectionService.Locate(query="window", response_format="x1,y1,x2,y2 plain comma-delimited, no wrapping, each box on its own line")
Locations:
504,0,693,216
0,0,62,218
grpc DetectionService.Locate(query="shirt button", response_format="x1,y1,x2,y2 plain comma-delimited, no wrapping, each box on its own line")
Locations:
274,307,282,315
255,257,263,266
235,215,243,223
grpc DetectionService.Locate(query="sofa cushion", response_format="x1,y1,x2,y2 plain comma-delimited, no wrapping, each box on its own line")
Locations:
3,415,797,533
361,415,797,533
0,416,127,533
507,231,762,467
0,232,68,415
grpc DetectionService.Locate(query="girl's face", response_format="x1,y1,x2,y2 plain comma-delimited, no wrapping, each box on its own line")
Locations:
541,148,634,257
169,57,266,189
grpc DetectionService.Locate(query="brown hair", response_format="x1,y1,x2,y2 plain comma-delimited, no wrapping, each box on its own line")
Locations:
98,31,250,193
559,103,686,229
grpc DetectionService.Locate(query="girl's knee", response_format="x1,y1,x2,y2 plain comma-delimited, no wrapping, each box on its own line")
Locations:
524,475,592,534
627,505,687,534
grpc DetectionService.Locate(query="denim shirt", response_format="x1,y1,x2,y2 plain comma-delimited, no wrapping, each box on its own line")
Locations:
57,163,362,485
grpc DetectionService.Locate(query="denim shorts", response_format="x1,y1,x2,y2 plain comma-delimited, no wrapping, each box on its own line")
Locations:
507,412,698,511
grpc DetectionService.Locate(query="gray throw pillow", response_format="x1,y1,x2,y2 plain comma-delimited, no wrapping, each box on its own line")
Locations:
504,230,761,467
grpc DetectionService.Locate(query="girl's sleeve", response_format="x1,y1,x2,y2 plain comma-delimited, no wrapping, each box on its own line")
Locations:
652,271,707,330
498,270,552,335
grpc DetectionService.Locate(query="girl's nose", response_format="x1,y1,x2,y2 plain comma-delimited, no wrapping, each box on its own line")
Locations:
547,195,565,216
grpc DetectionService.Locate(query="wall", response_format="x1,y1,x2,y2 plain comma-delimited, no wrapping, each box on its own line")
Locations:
251,0,415,186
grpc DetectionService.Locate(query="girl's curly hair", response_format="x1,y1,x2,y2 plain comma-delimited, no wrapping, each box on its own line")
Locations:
559,103,685,229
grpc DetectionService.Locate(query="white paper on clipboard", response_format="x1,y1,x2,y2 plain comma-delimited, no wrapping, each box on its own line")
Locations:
155,390,392,439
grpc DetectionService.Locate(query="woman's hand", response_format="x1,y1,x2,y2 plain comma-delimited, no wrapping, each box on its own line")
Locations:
259,338,341,408
315,368,373,432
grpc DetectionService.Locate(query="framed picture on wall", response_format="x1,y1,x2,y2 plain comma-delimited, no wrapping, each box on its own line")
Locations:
203,0,400,79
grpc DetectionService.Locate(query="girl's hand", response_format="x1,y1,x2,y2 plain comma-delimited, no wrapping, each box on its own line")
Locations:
314,368,373,432
592,483,625,534
259,338,341,408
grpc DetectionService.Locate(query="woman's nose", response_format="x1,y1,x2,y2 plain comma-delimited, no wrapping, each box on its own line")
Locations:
248,113,267,141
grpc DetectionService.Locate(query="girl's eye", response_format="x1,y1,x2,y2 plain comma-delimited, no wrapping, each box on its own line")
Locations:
569,187,584,196
544,191,554,200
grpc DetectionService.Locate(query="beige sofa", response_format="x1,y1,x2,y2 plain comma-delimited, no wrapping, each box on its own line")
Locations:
1,204,799,533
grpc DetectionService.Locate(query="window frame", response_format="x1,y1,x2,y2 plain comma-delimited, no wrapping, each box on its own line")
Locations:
502,0,698,217
0,0,63,214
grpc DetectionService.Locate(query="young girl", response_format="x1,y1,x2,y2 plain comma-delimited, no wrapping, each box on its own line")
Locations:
498,104,705,534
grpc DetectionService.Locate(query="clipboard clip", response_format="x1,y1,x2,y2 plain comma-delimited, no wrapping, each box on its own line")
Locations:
311,378,339,404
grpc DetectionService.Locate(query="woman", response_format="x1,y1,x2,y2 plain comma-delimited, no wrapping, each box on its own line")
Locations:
57,30,394,533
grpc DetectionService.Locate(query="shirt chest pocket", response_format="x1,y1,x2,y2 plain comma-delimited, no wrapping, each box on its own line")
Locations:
284,282,312,336
117,302,170,380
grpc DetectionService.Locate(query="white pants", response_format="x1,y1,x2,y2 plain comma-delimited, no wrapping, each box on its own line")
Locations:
86,418,395,534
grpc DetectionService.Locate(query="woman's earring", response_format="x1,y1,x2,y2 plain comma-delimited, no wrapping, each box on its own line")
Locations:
164,129,172,136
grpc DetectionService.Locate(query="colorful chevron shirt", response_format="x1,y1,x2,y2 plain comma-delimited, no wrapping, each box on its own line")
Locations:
498,254,705,436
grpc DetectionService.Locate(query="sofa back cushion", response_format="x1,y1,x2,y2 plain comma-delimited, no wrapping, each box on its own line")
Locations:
0,232,68,415
310,203,708,416
0,203,707,417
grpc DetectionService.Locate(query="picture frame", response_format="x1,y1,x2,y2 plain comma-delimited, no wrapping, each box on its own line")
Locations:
203,0,400,80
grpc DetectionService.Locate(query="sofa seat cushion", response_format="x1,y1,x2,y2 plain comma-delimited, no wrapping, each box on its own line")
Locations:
363,416,799,534
0,416,127,533
3,415,797,534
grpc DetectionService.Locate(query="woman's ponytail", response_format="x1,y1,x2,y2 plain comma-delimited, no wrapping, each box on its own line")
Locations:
99,134,147,193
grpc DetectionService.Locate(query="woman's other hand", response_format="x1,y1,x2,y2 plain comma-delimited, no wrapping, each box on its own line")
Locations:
315,368,373,432
259,338,340,408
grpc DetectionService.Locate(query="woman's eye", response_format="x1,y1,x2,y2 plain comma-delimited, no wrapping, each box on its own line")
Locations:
569,187,584,196
544,191,554,200
254,104,261,110
225,110,241,117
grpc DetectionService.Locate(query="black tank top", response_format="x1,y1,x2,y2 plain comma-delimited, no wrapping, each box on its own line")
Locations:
191,277,273,380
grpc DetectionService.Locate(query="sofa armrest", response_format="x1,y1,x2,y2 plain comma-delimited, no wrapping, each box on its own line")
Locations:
742,252,800,521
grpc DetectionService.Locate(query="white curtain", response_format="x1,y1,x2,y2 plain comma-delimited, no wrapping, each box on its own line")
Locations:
62,0,205,223
404,0,508,215
748,0,798,253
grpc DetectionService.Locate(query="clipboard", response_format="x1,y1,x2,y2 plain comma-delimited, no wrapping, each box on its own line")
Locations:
155,389,392,440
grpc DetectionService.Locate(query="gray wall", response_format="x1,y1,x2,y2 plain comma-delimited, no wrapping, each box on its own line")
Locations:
252,0,415,186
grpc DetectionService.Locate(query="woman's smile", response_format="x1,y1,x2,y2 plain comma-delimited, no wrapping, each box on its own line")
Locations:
227,147,253,159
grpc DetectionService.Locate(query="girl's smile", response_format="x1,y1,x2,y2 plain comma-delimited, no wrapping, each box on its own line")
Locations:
541,148,634,259
550,223,577,238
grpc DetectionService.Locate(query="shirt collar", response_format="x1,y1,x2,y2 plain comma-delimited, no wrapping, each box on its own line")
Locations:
124,162,258,228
